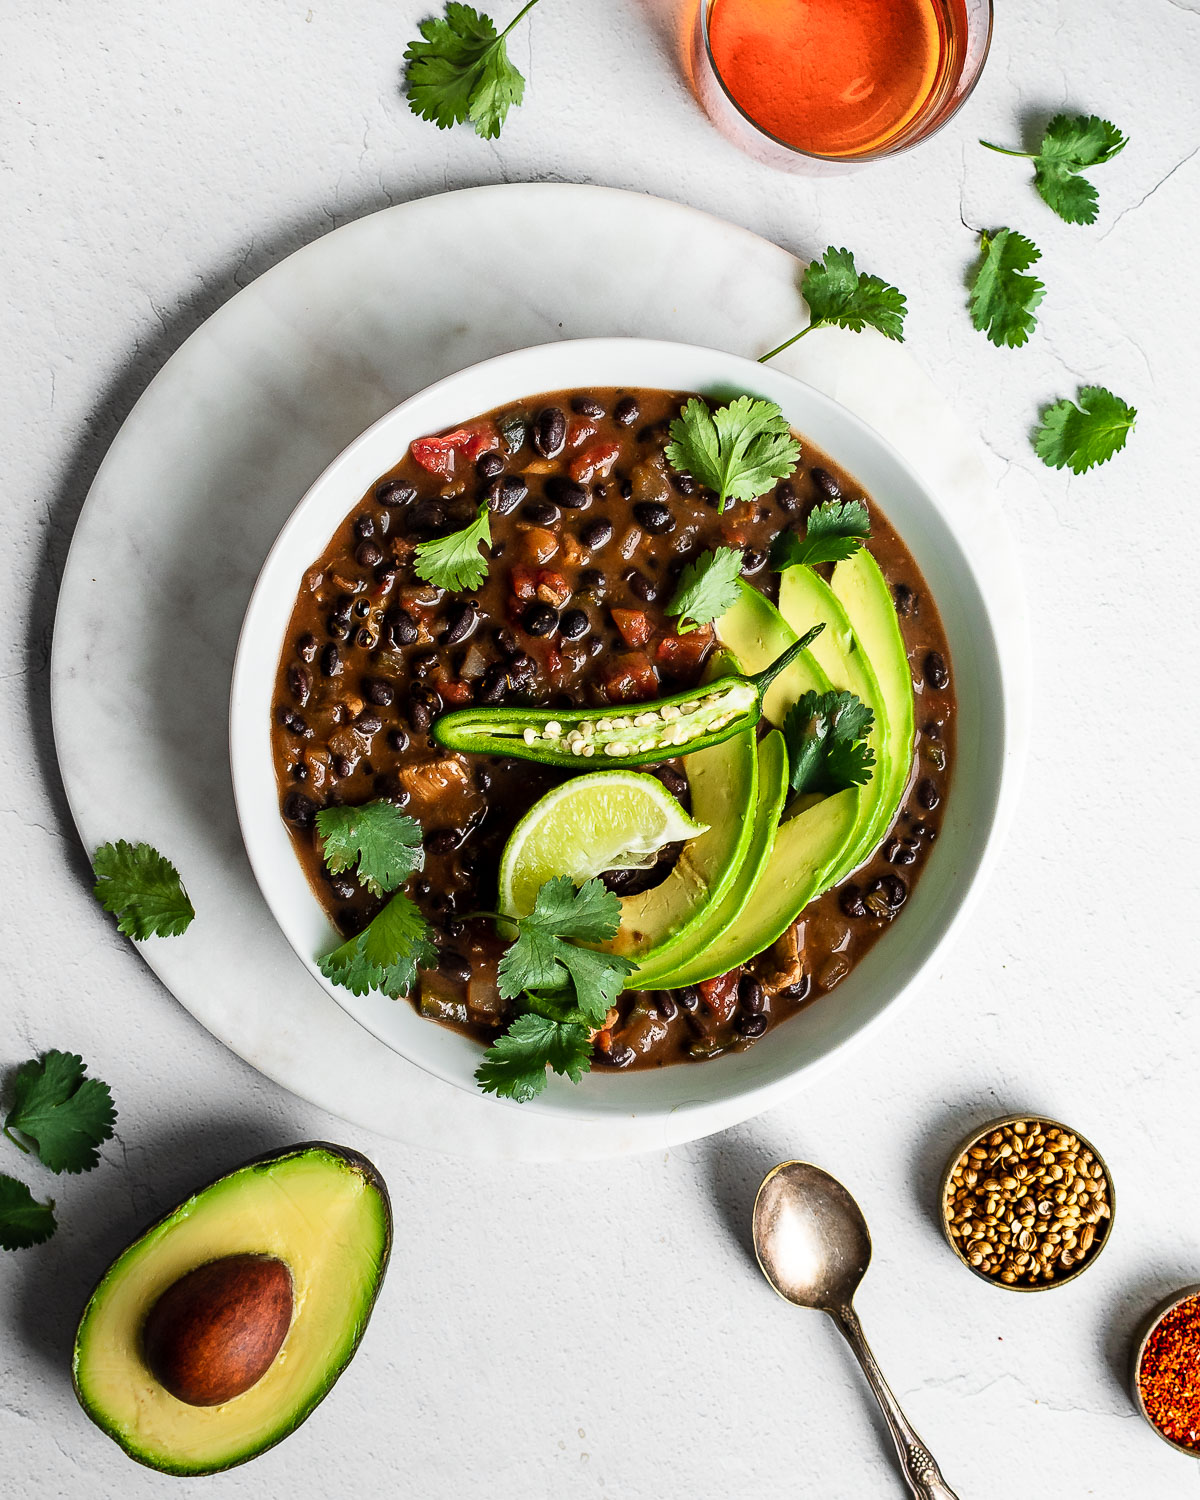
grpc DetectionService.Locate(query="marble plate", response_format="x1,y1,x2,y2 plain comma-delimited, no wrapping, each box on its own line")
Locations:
51,184,1028,1161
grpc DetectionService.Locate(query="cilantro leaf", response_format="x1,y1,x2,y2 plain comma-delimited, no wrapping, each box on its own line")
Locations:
318,892,436,1000
3,1051,116,1175
760,248,907,361
0,1175,56,1250
784,690,876,797
404,0,538,140
770,498,871,571
315,801,424,898
1033,386,1136,474
981,115,1128,225
665,396,800,513
413,501,492,591
474,1013,592,1103
92,841,194,939
665,547,744,634
969,228,1045,349
496,877,634,1027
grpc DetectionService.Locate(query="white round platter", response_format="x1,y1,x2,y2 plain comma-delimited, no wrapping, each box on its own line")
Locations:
51,183,1027,1161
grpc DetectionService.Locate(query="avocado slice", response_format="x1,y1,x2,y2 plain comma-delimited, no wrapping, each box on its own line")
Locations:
715,580,831,723
73,1143,391,1476
651,788,860,987
777,564,892,880
633,730,789,990
830,549,915,857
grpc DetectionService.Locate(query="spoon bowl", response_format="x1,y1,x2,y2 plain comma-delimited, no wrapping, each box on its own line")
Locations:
754,1161,872,1311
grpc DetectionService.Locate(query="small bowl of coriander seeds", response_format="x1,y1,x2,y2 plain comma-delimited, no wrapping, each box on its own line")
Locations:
940,1114,1114,1290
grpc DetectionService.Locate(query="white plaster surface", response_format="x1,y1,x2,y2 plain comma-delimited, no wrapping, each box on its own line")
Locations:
2,1,1200,1496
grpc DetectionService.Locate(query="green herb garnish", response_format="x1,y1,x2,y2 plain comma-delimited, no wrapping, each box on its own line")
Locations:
475,1011,593,1104
3,1051,117,1176
316,801,424,898
413,500,492,591
784,690,876,797
981,115,1128,225
969,228,1046,349
92,841,194,939
318,892,436,1000
770,497,871,571
1033,386,1136,474
760,247,907,362
0,1177,56,1251
665,547,744,634
404,0,539,140
665,396,800,514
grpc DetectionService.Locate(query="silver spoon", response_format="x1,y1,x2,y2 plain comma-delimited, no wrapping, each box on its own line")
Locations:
752,1161,961,1500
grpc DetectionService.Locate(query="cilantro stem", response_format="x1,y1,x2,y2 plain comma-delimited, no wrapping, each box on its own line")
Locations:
499,0,541,40
3,1126,30,1156
758,321,825,363
979,140,1032,159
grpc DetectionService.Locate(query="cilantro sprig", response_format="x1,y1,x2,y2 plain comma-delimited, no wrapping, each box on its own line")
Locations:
92,841,194,939
665,547,744,634
414,501,492,591
404,0,539,140
783,691,876,798
770,497,871,571
665,396,800,514
315,801,424,899
318,891,436,1000
0,1177,56,1251
473,878,636,1102
760,247,907,363
1034,386,1136,474
969,229,1046,349
981,115,1128,225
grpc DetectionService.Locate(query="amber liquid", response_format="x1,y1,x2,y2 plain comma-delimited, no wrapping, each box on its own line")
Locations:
707,0,967,158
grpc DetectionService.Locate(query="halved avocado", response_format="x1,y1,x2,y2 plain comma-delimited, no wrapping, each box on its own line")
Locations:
714,580,831,723
633,730,789,990
777,564,892,881
830,550,915,854
73,1143,391,1476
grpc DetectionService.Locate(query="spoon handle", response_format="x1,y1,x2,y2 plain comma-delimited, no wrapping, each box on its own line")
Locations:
831,1304,961,1500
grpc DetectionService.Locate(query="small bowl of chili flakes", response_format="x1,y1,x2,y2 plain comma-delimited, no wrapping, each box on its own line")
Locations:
1133,1284,1200,1457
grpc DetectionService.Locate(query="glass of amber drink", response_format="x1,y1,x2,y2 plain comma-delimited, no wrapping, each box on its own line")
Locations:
693,0,993,170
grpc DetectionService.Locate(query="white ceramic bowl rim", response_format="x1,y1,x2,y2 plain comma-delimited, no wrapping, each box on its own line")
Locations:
230,337,1012,1123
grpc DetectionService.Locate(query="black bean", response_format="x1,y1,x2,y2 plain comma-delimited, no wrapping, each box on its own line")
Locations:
587,634,604,657
924,651,950,691
740,546,767,576
493,626,520,656
619,480,633,500
476,450,504,480
352,627,371,650
327,875,357,901
355,540,383,569
352,597,371,620
354,515,377,541
487,475,527,515
412,875,432,900
412,650,439,679
894,584,915,617
677,986,700,1013
320,643,342,678
651,765,688,800
364,677,394,706
523,500,560,527
357,711,383,734
282,791,316,828
775,479,801,514
579,567,607,601
571,394,606,418
327,615,351,641
736,1014,768,1038
670,472,698,497
407,696,432,731
426,827,463,856
438,949,472,983
387,608,418,646
607,1043,636,1068
387,727,410,753
375,562,397,590
547,475,588,509
811,466,841,500
918,777,940,811
297,633,319,663
291,762,308,781
479,665,509,703
872,874,908,909
839,882,866,919
377,479,416,507
614,395,641,427
634,501,675,534
287,665,311,706
406,498,447,535
442,601,478,645
738,974,765,1014
778,974,812,1003
523,603,558,637
278,709,311,738
332,754,354,779
474,766,492,792
624,568,658,603
559,608,589,641
657,994,678,1021
534,406,567,459
581,518,613,549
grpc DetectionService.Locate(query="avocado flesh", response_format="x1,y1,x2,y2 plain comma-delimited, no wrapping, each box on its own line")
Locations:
777,564,892,881
714,580,831,722
634,730,789,989
73,1144,391,1477
830,549,915,863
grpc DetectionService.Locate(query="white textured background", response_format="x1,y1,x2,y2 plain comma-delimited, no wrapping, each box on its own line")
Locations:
4,1,1200,1495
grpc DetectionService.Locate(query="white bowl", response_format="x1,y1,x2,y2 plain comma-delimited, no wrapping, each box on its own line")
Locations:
230,338,1010,1122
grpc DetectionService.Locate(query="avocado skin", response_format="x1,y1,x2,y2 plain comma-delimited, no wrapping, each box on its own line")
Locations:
71,1141,392,1477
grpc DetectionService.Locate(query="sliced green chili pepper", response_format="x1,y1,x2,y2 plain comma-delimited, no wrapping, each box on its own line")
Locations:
431,627,824,768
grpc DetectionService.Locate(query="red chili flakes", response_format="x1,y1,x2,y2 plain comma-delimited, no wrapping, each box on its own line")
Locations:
1139,1294,1200,1449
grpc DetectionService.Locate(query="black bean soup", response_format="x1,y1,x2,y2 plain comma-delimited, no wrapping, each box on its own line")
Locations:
272,388,955,1070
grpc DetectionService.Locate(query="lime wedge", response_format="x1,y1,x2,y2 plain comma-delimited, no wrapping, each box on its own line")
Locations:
498,771,709,920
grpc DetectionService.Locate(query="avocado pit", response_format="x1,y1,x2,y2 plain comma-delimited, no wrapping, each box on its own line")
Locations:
142,1253,294,1407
